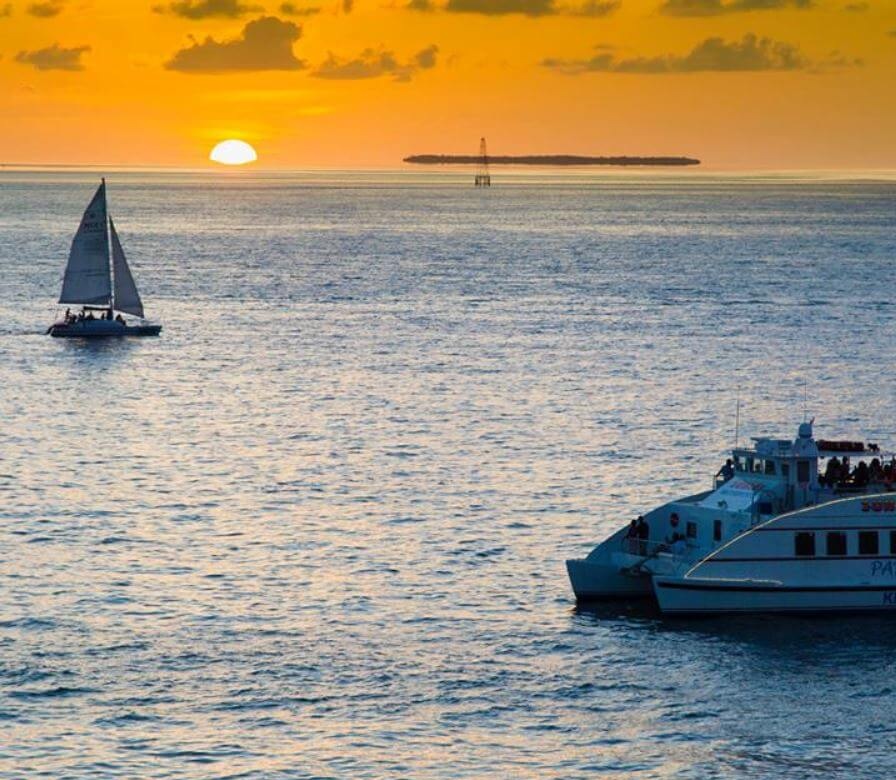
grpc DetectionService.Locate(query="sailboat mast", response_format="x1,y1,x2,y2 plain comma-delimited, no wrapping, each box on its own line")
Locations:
103,177,114,312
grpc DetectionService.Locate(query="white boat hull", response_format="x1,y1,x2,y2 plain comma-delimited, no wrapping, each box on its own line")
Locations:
653,577,896,614
48,320,161,338
566,558,653,599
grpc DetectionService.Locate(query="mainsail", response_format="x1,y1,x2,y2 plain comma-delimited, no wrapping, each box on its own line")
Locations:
110,219,144,318
58,181,112,306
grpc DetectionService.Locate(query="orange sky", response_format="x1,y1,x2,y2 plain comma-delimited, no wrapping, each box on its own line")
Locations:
1,0,894,168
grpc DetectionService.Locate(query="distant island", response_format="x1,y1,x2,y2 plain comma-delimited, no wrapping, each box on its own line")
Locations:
404,155,700,167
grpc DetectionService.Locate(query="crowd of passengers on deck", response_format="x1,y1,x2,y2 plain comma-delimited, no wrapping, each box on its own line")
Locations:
819,456,896,490
718,453,896,492
63,307,125,325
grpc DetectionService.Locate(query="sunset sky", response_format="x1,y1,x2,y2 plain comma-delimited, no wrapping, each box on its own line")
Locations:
1,0,894,168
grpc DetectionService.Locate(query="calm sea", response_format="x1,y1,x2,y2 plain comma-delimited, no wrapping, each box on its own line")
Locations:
1,168,896,778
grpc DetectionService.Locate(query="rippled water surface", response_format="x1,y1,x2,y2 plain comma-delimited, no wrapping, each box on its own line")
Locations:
1,169,896,778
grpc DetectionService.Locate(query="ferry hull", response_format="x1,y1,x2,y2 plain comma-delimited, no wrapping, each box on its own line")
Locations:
653,578,896,615
566,558,652,600
48,321,161,338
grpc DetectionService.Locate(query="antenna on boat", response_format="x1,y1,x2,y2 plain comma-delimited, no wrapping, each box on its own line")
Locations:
802,380,808,423
734,396,741,448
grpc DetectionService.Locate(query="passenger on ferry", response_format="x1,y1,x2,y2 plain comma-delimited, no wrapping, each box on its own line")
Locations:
838,457,851,483
884,462,895,487
636,516,649,555
716,459,735,483
822,456,841,487
852,460,870,488
624,519,638,553
870,458,883,482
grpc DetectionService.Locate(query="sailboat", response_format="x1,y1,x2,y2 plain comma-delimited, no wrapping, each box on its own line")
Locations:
47,179,162,338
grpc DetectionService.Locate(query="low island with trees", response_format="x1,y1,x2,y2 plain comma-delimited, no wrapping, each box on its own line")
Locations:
403,154,700,166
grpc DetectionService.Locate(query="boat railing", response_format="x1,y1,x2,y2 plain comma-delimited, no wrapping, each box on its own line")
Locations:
620,537,672,558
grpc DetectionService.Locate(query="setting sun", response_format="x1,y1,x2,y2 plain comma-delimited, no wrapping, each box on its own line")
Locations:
210,140,258,166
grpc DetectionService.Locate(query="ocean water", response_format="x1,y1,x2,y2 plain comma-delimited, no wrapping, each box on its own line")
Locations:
1,168,896,778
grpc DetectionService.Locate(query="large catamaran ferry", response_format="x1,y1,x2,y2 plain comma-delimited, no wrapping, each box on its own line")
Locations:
568,421,896,614
48,179,161,338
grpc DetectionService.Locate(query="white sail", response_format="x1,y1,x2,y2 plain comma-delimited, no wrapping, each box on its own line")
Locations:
110,219,144,319
59,181,112,306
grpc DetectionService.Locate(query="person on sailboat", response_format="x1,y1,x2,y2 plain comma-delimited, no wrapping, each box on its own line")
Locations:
115,313,125,324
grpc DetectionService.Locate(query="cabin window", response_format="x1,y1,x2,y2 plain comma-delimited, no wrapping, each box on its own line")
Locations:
734,455,746,473
890,530,896,555
758,501,774,515
826,532,847,556
794,532,815,557
797,460,810,483
754,459,764,474
859,531,879,556
686,521,697,539
713,519,722,542
745,457,754,473
781,463,790,478
764,460,776,476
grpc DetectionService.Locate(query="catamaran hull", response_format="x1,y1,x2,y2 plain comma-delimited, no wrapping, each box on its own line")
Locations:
566,558,653,600
48,322,161,338
653,578,896,615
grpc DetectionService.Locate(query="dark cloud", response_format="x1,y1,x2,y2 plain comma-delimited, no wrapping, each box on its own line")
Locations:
154,0,262,18
0,3,11,16
27,1,64,16
312,44,438,81
565,0,618,13
165,15,304,72
446,0,555,14
342,0,353,11
279,1,320,14
15,43,90,70
415,43,438,68
842,1,867,9
422,0,617,14
543,34,806,73
659,0,811,15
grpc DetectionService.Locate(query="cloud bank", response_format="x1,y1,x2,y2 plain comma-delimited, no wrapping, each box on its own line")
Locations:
543,34,806,73
16,43,90,70
165,16,305,72
312,44,438,81
155,0,262,18
279,1,321,15
658,0,811,15
445,0,553,13
27,1,64,17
